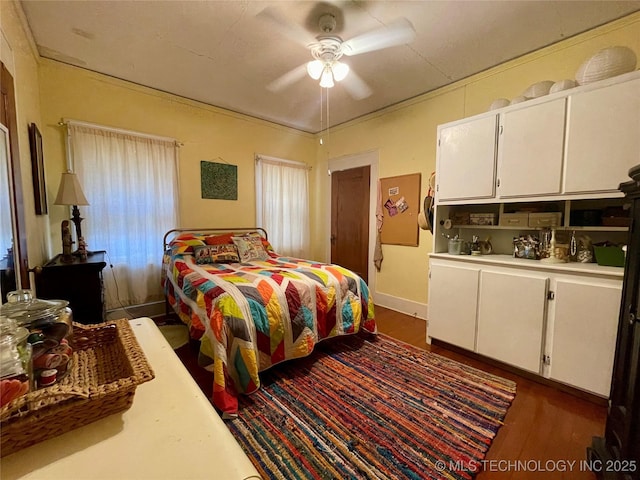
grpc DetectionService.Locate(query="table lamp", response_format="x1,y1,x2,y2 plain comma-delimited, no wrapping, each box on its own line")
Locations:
54,171,89,255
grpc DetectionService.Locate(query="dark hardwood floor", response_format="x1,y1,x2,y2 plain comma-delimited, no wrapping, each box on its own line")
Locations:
376,305,605,480
170,305,605,479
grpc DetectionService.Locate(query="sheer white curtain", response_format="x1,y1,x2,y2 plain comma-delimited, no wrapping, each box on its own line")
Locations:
69,123,178,309
255,155,310,258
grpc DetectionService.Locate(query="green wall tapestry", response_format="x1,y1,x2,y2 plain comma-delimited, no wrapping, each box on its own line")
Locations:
200,161,238,200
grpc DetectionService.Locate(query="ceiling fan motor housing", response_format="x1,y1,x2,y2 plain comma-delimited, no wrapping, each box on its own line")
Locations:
310,37,343,63
318,13,337,33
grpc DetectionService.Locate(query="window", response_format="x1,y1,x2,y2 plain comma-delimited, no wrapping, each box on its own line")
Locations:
255,155,310,258
68,122,178,309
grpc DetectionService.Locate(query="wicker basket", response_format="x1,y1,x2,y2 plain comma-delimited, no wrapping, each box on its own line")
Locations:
0,319,154,457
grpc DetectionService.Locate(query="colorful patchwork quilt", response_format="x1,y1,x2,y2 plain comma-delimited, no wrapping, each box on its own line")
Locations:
162,232,377,417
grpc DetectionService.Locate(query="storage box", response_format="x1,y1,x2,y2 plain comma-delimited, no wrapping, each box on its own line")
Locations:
469,213,498,225
593,246,625,267
450,212,470,225
500,213,529,227
528,212,562,227
601,216,631,227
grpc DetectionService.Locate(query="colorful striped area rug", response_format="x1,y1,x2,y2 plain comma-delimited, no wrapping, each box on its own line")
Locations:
227,333,516,479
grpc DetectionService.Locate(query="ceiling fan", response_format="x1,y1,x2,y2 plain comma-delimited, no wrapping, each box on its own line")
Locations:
258,6,416,100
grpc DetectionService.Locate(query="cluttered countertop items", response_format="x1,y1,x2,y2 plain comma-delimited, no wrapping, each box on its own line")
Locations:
443,233,493,256
1,290,74,408
443,227,627,270
441,204,629,268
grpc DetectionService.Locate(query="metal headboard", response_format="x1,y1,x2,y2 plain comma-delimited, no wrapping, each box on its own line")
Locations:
163,227,268,251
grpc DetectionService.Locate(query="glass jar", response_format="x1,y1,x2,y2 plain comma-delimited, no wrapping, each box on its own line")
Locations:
0,290,74,388
0,315,32,406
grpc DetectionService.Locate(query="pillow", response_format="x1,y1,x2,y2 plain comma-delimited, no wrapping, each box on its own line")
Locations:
246,232,277,256
194,244,240,264
232,235,270,262
170,234,207,255
205,233,235,245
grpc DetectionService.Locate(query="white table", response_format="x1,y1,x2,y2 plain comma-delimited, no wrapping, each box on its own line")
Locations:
1,318,262,480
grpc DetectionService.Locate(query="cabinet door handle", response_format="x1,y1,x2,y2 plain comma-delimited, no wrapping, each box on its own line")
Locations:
496,178,501,188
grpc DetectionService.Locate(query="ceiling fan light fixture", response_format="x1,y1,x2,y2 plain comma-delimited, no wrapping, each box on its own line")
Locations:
332,61,349,82
307,60,324,80
319,67,334,88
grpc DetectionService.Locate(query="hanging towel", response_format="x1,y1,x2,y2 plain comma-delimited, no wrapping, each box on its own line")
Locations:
374,180,384,271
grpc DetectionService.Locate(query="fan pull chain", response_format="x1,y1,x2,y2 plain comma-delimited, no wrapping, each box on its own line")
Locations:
319,86,324,145
325,87,330,149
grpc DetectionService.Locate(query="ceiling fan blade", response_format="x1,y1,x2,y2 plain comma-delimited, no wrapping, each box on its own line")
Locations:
340,70,373,100
257,6,317,48
342,18,415,56
266,64,309,92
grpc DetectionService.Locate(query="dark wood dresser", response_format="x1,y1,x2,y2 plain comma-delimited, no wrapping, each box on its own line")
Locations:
589,164,640,480
35,250,107,324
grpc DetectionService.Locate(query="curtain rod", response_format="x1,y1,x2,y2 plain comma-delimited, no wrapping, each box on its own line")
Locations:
256,155,312,170
58,118,183,146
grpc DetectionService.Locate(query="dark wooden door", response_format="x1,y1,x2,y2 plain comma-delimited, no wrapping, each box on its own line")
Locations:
330,166,370,283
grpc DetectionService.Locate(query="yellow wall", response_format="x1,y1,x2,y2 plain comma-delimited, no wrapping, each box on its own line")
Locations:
0,0,48,269
314,12,640,308
3,0,639,314
37,60,316,255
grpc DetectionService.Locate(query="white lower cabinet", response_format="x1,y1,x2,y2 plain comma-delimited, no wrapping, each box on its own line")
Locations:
427,261,480,351
476,270,548,373
428,256,622,396
546,277,622,396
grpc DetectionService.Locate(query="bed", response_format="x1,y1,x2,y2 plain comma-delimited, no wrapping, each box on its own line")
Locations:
161,228,377,417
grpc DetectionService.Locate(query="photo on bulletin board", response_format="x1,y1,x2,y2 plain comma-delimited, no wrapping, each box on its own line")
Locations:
380,173,421,246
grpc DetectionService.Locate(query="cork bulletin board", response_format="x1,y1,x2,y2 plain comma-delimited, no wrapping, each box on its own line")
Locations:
380,173,421,246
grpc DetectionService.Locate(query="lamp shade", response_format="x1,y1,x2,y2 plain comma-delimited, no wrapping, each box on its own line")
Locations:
332,61,349,82
307,60,324,80
319,67,334,88
54,172,89,206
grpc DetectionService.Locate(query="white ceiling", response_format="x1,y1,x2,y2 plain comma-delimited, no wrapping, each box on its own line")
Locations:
19,1,640,133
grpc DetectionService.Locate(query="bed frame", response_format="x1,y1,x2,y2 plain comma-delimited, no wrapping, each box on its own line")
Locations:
163,227,268,251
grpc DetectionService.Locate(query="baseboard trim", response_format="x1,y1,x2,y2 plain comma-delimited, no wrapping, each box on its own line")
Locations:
374,292,428,321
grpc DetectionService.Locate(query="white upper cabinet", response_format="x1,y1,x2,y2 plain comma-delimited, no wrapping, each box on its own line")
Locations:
436,115,498,202
564,77,640,194
497,98,567,198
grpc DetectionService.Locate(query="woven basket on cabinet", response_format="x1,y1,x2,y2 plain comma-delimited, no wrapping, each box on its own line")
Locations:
0,319,154,457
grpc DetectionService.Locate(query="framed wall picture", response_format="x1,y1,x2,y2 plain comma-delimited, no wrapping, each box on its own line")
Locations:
29,122,47,215
200,160,238,200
